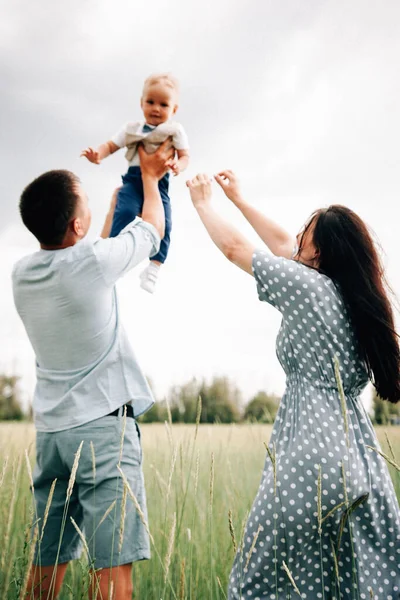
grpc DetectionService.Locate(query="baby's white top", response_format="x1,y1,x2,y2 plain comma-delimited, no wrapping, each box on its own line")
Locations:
112,120,189,167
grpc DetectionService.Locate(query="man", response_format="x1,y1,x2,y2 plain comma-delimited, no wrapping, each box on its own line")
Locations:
12,142,172,599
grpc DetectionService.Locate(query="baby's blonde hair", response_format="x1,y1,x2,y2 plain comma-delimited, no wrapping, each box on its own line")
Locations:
142,73,180,97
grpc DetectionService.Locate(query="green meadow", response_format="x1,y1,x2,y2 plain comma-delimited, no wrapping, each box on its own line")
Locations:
0,422,399,599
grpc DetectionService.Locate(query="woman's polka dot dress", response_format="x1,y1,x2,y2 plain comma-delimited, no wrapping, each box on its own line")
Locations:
228,250,400,600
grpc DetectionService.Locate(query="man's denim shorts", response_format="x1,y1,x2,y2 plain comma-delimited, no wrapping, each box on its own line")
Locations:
32,411,150,569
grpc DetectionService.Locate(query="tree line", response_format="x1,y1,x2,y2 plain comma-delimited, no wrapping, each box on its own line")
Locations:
1,373,399,425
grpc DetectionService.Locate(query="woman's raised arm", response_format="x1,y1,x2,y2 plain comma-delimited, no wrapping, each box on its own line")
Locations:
215,170,296,259
186,174,255,274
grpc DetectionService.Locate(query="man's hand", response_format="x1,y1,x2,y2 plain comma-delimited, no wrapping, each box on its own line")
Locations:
214,170,242,204
80,147,101,164
138,138,174,180
186,174,213,210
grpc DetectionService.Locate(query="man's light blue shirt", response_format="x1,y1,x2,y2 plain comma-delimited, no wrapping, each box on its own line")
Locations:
12,220,160,432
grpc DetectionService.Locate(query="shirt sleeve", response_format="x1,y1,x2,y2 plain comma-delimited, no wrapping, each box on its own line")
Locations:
94,220,161,287
252,249,321,314
111,124,127,148
172,124,189,151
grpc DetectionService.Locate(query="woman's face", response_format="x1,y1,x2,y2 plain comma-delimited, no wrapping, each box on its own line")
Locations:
295,221,319,268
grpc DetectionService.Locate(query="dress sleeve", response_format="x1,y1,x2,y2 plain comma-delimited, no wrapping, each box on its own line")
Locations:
252,249,320,314
94,220,161,287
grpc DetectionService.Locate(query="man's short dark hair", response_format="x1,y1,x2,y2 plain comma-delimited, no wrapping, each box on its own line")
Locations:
19,170,80,246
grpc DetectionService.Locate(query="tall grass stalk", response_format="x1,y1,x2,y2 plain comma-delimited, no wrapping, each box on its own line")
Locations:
48,440,83,599
162,511,176,599
282,560,301,597
1,454,22,573
365,445,400,471
90,440,96,565
209,452,215,600
176,396,202,541
117,466,177,599
158,445,178,596
188,451,200,600
228,510,237,554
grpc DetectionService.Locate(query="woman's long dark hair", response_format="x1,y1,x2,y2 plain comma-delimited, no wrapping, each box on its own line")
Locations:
300,205,400,403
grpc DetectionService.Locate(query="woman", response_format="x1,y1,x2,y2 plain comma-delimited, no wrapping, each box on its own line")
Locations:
186,172,400,599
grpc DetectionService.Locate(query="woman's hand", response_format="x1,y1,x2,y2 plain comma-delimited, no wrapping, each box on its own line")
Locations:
186,174,213,210
138,138,174,180
214,170,242,204
80,147,101,164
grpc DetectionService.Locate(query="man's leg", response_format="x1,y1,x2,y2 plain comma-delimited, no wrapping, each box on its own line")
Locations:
89,564,133,600
27,562,69,599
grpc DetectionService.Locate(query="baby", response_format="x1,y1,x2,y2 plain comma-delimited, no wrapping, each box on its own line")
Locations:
81,73,190,293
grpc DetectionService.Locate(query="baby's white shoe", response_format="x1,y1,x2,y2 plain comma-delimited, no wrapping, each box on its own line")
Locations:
140,263,160,294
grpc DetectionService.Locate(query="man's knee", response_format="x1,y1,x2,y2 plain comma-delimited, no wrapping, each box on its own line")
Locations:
92,564,133,600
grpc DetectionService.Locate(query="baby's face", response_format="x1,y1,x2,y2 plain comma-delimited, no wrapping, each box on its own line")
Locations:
141,83,178,126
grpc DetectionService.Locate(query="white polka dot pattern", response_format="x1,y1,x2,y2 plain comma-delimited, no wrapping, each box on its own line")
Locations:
227,251,400,599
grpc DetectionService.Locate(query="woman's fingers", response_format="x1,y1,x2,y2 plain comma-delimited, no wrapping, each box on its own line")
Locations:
214,174,228,190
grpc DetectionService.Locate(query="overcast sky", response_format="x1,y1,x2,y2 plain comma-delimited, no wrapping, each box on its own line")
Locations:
2,0,399,409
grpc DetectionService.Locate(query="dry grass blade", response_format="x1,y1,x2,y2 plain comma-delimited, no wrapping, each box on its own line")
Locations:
330,537,340,583
282,560,301,596
19,523,39,599
97,500,117,529
166,446,178,503
317,465,322,535
228,509,237,553
384,431,396,461
0,455,9,489
341,461,349,507
209,452,215,512
67,441,84,499
164,420,174,449
194,451,200,495
165,397,172,427
244,524,261,572
40,478,57,543
70,516,90,557
194,396,202,441
150,463,167,493
117,465,154,544
366,445,400,471
90,441,96,482
216,576,227,599
118,405,127,466
179,558,185,600
24,449,34,490
119,486,128,553
334,355,349,448
263,441,277,495
321,501,346,524
164,512,176,584
1,454,22,571
2,537,16,598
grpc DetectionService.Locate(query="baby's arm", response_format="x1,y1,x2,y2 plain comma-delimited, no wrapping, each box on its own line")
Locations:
168,149,190,176
80,140,120,164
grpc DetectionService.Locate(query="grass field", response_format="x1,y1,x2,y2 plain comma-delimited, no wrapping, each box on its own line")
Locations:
0,422,399,599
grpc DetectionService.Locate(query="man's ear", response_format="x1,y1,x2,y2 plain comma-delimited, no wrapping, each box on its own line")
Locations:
71,217,84,237
172,104,178,115
140,97,144,110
